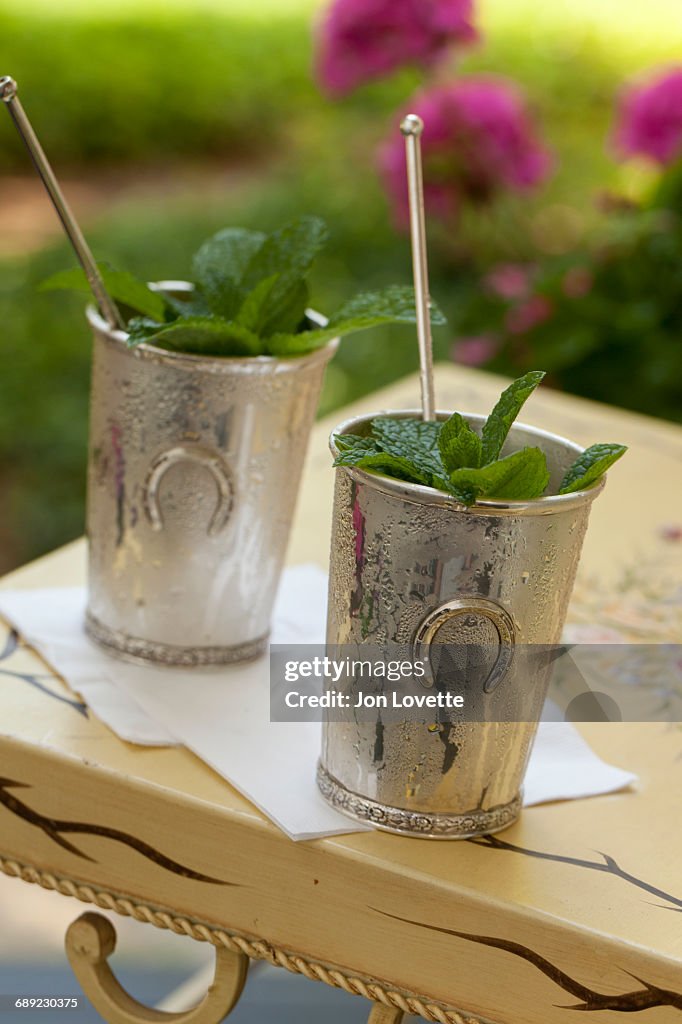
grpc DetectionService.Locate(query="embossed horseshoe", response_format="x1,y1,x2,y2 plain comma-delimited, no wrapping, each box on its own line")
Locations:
413,597,516,693
66,912,248,1024
144,446,234,537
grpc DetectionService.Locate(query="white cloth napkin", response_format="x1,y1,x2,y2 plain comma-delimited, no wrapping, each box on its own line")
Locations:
0,568,636,841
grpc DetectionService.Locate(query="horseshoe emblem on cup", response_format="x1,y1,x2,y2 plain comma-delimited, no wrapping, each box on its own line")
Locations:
144,446,234,537
413,597,516,693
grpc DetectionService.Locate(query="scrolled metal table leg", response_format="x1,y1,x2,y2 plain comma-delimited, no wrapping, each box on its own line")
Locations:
65,912,248,1024
367,1005,405,1024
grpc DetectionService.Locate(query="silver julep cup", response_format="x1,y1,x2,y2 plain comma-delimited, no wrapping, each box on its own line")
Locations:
317,410,604,838
85,286,337,666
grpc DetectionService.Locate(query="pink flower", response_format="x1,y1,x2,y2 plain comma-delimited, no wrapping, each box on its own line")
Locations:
505,295,553,335
485,263,533,299
379,78,552,226
614,66,682,165
315,0,478,97
452,334,499,366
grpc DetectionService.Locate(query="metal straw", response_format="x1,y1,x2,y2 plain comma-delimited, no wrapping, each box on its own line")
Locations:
401,114,435,421
0,75,124,330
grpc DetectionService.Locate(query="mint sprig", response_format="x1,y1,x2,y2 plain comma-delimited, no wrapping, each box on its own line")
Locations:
559,443,627,493
372,417,444,481
239,215,327,335
333,372,626,505
192,227,266,320
333,434,381,465
447,447,549,505
43,216,446,359
480,370,545,463
264,285,446,357
438,412,482,472
41,263,166,322
347,451,432,486
127,316,261,356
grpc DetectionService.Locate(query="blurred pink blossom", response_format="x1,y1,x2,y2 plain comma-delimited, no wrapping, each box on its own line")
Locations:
485,263,533,299
379,79,552,226
614,66,682,165
505,295,553,335
315,0,478,97
452,334,499,366
562,267,593,298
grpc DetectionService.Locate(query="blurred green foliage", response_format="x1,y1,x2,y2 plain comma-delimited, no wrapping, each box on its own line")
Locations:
454,200,682,422
0,8,314,171
1,0,681,568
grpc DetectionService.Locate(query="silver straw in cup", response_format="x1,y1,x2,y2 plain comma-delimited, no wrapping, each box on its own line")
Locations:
0,75,123,330
400,114,435,421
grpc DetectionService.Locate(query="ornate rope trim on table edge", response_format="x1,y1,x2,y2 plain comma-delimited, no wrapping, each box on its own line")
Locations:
0,850,486,1024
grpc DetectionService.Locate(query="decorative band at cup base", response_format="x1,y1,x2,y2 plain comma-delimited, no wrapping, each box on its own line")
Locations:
316,762,522,839
85,610,269,667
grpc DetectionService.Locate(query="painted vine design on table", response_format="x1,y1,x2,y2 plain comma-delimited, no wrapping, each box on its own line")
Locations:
469,834,682,912
0,625,88,717
0,629,18,661
0,852,482,1024
374,910,682,1014
0,779,232,886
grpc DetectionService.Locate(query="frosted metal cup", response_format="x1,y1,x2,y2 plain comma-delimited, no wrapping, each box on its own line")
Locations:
85,287,336,666
318,410,604,838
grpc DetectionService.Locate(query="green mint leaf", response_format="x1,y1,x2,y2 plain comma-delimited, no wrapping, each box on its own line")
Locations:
480,371,546,465
371,417,444,482
242,215,328,287
40,264,166,321
126,317,166,345
163,291,211,319
332,431,431,485
334,432,372,451
352,452,431,486
235,274,281,333
266,286,446,356
558,443,627,494
126,316,261,357
447,447,550,506
332,435,382,466
259,278,310,337
438,412,482,472
266,325,339,355
242,216,328,335
192,228,266,320
330,285,446,329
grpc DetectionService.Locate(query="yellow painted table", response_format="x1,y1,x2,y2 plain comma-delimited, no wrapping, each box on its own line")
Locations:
1,365,681,1024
